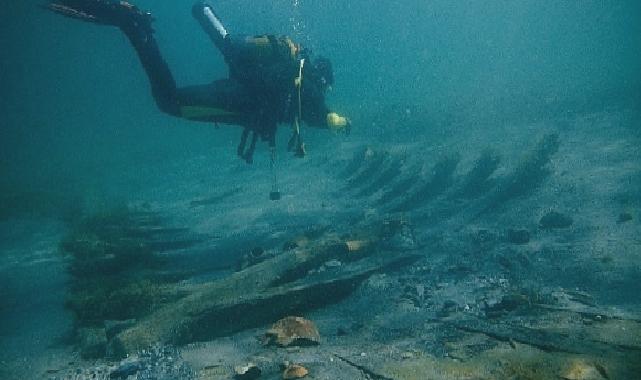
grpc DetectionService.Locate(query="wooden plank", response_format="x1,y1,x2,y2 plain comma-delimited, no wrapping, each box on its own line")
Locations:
107,233,416,357
448,317,641,356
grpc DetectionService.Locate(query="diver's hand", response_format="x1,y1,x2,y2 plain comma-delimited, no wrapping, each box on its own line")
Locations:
46,0,148,27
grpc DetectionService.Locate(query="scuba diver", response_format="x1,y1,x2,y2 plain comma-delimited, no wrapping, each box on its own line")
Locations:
46,0,351,164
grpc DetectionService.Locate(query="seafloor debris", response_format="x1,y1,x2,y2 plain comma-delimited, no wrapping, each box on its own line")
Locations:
343,149,388,188
617,212,633,223
234,362,261,380
106,345,194,380
104,319,136,340
450,148,502,199
109,360,141,379
539,211,574,229
237,246,270,270
478,133,559,216
59,206,204,358
190,187,241,207
339,146,377,179
22,130,641,379
60,207,194,329
333,353,395,380
390,153,460,212
106,224,418,357
354,155,404,198
264,316,320,347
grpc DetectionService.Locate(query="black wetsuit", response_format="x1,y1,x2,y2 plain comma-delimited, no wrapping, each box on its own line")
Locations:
102,0,331,162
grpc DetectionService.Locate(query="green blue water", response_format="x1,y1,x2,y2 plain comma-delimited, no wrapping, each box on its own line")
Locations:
1,1,640,379
2,1,639,197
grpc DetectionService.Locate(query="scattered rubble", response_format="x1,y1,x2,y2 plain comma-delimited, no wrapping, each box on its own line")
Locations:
109,360,141,379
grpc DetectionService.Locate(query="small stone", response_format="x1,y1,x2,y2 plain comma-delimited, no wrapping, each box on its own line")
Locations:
345,240,368,252
401,352,414,360
443,300,457,310
234,362,261,380
397,299,420,312
617,212,633,224
250,247,265,258
539,211,573,229
475,229,496,243
109,361,141,379
437,300,458,317
264,317,320,347
283,241,298,251
325,259,342,268
484,294,526,318
283,364,309,379
560,360,606,380
415,284,425,299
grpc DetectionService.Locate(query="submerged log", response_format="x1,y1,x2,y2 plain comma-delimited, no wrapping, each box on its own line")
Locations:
448,317,641,356
108,230,418,357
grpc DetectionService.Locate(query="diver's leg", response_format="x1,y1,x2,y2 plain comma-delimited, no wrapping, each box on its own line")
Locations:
192,1,229,53
122,19,180,115
47,0,180,115
237,128,249,158
243,131,258,164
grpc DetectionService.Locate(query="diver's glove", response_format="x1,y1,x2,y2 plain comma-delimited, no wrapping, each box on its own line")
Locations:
326,112,351,135
46,0,151,29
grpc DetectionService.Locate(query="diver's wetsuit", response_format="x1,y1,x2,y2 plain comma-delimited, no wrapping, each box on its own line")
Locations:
48,0,334,163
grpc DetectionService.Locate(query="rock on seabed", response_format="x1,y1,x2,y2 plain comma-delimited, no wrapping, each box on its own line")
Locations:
283,364,309,379
264,317,320,347
539,211,573,229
